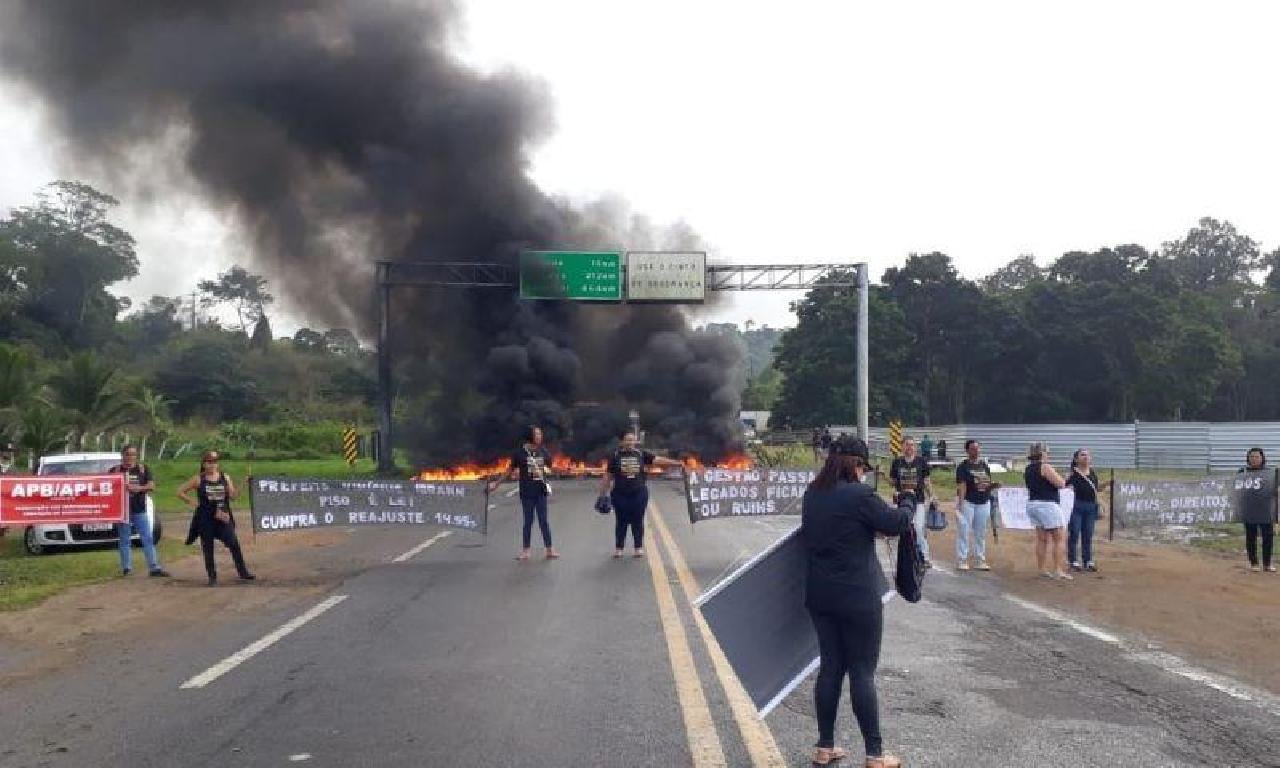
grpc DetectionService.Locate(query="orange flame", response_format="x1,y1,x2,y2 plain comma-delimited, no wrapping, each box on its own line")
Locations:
682,453,754,471
417,459,511,482
417,452,754,481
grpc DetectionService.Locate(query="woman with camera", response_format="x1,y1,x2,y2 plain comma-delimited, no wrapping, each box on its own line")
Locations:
800,435,909,767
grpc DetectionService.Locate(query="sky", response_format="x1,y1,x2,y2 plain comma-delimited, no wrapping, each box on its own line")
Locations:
3,0,1279,333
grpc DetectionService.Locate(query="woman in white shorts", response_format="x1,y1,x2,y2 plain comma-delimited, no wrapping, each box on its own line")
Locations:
1024,442,1070,580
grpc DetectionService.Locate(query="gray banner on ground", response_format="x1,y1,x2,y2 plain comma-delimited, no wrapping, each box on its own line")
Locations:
1114,470,1277,528
250,476,487,534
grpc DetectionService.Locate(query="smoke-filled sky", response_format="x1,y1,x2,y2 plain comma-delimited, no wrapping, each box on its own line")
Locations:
3,0,1280,332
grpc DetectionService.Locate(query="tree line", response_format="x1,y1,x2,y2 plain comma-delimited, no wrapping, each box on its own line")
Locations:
0,182,376,461
770,218,1280,428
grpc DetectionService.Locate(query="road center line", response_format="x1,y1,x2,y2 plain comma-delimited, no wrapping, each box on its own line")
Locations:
180,595,349,690
644,507,727,768
650,502,787,767
391,530,453,563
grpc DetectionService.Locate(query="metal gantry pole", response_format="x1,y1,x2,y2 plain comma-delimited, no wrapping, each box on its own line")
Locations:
376,262,394,473
856,262,870,441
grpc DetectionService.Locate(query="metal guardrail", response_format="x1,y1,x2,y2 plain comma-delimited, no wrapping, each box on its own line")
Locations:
761,421,1280,471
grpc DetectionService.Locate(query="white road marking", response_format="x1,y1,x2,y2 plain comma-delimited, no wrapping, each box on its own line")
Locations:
288,755,312,762
1004,594,1280,716
505,488,519,498
180,595,349,690
391,530,453,563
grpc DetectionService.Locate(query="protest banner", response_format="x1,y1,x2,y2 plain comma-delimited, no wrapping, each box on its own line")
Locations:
0,475,128,526
994,487,1075,530
1114,470,1277,528
683,467,877,523
250,477,488,534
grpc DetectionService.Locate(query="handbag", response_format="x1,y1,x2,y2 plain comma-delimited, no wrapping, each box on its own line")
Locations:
895,525,927,603
594,495,612,515
926,499,947,531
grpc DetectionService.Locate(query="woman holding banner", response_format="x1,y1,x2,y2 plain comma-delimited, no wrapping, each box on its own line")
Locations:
1239,448,1275,573
487,425,559,561
177,451,255,586
1025,442,1071,580
800,435,908,768
597,431,683,558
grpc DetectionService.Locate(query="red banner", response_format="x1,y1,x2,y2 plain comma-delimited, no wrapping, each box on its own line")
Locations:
0,475,128,526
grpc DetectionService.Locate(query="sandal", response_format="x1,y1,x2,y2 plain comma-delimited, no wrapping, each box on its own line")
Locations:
545,548,560,560
811,746,848,766
634,548,646,558
865,756,902,768
613,550,624,559
516,550,531,561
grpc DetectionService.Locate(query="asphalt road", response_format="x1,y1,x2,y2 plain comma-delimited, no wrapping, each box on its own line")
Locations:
1,480,1278,767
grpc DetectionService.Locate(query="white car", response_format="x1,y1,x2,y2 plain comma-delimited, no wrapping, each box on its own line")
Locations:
21,453,162,555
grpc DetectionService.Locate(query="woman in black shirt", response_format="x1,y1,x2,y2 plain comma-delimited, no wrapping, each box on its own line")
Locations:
800,435,908,768
597,431,683,558
177,451,254,586
1239,448,1275,573
487,425,559,561
1064,449,1106,572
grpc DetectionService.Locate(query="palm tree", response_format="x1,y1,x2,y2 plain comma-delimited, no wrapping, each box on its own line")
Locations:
15,402,69,464
0,344,38,442
47,351,133,448
130,386,173,459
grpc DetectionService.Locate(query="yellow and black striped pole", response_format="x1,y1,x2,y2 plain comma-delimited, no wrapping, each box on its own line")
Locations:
342,425,358,468
889,420,904,458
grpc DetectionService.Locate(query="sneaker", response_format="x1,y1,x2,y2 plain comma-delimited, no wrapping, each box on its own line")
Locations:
237,572,256,581
1249,564,1262,572
976,560,991,571
207,576,218,587
1085,562,1098,573
1055,571,1074,581
121,568,131,577
1040,570,1054,579
957,561,970,571
1069,561,1083,572
149,568,170,578
1267,565,1277,573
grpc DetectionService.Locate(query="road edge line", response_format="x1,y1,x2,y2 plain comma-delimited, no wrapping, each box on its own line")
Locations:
651,502,788,767
644,507,728,768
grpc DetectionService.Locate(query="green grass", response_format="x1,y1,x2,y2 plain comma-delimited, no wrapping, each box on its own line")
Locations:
1186,523,1247,555
0,457,383,611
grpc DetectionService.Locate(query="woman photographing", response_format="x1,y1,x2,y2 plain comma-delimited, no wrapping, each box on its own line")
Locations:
1065,449,1106,572
1025,442,1070,580
597,431,683,558
800,435,908,768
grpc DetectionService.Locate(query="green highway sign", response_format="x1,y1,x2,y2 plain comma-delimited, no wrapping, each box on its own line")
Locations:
520,251,622,301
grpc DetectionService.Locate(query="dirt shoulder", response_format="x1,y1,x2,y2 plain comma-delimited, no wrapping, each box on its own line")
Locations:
929,502,1280,693
0,526,364,687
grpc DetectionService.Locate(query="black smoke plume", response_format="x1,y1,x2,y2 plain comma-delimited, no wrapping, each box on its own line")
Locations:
0,0,744,464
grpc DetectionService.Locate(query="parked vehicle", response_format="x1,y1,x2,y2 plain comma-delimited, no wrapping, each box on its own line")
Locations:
21,453,162,556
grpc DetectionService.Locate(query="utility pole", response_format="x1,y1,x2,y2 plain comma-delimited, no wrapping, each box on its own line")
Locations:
857,263,869,441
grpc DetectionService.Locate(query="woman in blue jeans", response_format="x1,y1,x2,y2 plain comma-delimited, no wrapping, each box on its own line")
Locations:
1065,449,1107,572
487,425,559,561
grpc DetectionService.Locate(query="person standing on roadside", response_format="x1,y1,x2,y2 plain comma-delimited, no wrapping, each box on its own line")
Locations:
800,435,907,768
597,431,684,558
1025,442,1071,580
1065,449,1106,573
955,439,998,571
812,428,824,463
1239,448,1276,573
487,425,559,561
110,446,169,578
890,437,934,564
177,451,254,586
920,434,934,461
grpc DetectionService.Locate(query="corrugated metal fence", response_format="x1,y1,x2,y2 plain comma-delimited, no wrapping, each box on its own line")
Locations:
835,422,1280,471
